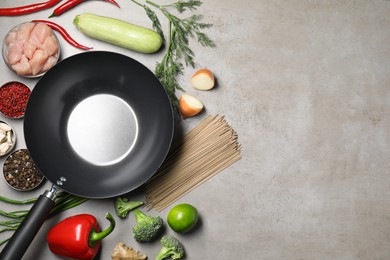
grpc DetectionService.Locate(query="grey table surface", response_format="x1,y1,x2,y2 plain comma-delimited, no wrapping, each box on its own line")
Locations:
1,1,390,259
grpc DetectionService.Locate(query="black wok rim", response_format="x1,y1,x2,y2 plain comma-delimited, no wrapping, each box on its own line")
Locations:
23,51,174,198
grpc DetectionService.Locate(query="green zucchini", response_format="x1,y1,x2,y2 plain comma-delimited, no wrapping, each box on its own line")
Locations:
73,13,163,54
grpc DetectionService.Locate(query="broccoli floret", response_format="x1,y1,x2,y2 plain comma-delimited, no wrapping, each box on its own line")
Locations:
132,209,164,242
155,235,185,260
115,197,144,218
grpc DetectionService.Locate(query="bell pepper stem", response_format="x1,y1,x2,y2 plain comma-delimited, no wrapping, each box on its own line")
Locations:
89,212,116,247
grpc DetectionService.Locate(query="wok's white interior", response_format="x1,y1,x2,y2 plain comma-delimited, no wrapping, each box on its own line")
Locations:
67,94,138,166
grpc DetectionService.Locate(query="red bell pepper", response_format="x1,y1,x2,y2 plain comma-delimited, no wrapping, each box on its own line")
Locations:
47,212,116,260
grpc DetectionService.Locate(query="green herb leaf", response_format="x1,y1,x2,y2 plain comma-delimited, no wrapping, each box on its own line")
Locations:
144,5,164,40
170,0,202,13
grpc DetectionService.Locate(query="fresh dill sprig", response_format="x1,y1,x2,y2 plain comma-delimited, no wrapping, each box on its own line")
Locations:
144,4,165,40
168,0,202,13
131,0,215,111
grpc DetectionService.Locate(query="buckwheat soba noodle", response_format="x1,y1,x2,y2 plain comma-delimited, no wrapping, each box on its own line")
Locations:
144,115,242,211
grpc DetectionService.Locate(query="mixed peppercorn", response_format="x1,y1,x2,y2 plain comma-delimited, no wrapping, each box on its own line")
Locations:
0,81,31,118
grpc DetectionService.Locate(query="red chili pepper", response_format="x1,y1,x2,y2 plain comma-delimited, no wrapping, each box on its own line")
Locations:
47,212,115,260
49,0,120,17
49,0,83,18
104,0,120,8
0,0,61,16
32,19,93,50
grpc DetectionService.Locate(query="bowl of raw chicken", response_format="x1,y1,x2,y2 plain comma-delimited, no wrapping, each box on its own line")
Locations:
2,21,60,78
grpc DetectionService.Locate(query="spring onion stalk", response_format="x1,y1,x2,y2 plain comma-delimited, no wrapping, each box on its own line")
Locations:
0,219,23,226
0,196,37,205
0,238,10,246
0,210,29,219
0,226,18,233
0,191,88,246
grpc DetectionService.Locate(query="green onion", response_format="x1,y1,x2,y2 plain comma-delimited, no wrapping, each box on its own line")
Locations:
0,191,88,246
0,196,37,205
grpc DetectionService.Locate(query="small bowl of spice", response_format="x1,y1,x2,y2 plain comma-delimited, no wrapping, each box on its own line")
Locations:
2,21,60,78
3,149,45,191
0,120,16,157
0,81,31,119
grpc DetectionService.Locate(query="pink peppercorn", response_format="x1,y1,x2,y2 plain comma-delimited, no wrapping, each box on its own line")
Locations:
0,81,31,118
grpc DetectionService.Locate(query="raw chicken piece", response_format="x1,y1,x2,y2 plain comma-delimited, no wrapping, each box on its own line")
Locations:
23,40,38,59
12,55,32,76
42,35,58,56
16,22,35,42
28,33,42,47
42,56,57,72
31,23,51,44
5,31,16,46
29,49,49,75
7,40,24,65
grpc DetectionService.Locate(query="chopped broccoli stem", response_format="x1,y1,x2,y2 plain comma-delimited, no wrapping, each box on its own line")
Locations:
115,197,144,219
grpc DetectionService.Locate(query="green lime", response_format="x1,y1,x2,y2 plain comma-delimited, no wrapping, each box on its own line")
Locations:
167,203,198,233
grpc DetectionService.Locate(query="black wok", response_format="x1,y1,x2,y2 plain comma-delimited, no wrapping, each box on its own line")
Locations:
0,51,174,259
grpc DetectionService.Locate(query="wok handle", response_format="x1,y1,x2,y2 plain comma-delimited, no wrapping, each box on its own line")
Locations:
0,190,56,260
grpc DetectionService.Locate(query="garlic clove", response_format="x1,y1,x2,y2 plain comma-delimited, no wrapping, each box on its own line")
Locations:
6,131,12,142
0,131,6,143
0,122,12,131
0,142,11,154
